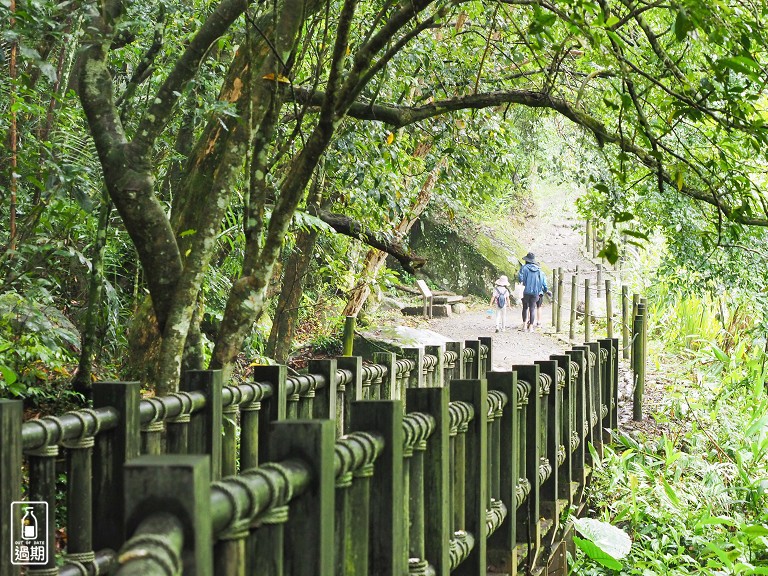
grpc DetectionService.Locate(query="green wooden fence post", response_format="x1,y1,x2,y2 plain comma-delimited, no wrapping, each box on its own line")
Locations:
605,280,613,338
425,344,446,388
182,370,223,480
221,400,239,477
622,285,630,360
478,337,493,378
569,275,577,342
343,316,356,356
633,304,646,421
337,356,363,435
549,355,574,508
407,387,451,575
350,401,405,576
444,342,464,385
238,387,262,471
573,345,596,462
512,364,542,570
596,265,603,297
92,381,141,551
251,365,287,463
464,340,481,380
0,400,22,576
26,443,58,573
450,378,488,576
269,420,336,576
485,371,518,575
585,342,604,459
401,347,424,389
599,339,618,436
551,269,558,329
630,293,640,367
564,349,587,506
534,359,560,549
166,394,191,455
123,454,212,574
556,267,564,333
63,411,99,567
372,352,396,400
309,359,338,421
584,278,591,343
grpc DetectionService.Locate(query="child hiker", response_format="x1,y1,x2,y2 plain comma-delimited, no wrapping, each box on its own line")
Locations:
490,275,511,332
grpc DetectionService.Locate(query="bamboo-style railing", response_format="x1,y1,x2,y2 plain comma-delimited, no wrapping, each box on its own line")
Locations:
0,335,619,576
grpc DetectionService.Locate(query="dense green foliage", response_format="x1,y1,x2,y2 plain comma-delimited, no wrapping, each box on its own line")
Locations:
2,0,768,398
575,281,768,574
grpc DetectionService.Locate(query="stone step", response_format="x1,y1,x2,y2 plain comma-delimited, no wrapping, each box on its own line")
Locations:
401,304,452,317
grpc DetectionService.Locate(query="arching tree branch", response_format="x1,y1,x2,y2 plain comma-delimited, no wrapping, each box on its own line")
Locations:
291,86,768,226
314,209,427,273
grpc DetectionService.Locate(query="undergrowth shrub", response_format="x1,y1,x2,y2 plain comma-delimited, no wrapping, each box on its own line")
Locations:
574,295,768,575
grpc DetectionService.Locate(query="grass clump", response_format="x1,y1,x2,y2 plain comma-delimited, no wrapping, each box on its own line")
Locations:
574,293,768,575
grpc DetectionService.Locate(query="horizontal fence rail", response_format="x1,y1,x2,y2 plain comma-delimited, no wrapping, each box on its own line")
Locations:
0,335,619,576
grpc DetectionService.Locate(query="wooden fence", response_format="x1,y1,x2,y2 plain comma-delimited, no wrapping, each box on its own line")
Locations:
0,336,619,576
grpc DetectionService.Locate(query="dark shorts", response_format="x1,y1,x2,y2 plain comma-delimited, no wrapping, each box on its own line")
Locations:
522,293,539,324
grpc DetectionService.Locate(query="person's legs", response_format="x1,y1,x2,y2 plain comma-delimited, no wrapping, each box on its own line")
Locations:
500,306,508,330
494,307,503,331
536,294,543,326
521,296,533,328
522,294,537,328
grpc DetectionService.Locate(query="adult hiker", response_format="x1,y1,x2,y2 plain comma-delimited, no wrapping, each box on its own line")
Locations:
518,252,549,331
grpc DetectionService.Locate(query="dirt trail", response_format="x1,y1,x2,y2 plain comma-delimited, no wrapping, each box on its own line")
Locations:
422,184,619,371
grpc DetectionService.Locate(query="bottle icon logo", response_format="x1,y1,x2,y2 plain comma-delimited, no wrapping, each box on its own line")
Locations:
21,507,37,540
10,501,48,565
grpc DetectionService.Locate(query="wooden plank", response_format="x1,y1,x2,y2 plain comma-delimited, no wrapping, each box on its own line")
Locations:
451,378,488,576
416,279,433,298
0,400,22,576
416,280,433,318
92,381,141,551
251,365,287,464
513,364,541,569
269,421,335,576
550,355,573,508
535,359,559,548
486,371,518,576
564,349,587,506
407,387,451,575
124,454,212,575
350,401,405,576
182,370,223,480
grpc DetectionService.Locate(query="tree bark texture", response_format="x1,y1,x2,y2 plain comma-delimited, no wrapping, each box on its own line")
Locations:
72,199,111,395
265,230,320,363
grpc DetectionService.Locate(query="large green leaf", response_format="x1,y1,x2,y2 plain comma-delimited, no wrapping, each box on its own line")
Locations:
573,517,632,560
573,535,624,571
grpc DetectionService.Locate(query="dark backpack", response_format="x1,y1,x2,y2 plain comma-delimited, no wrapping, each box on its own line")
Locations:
496,288,507,308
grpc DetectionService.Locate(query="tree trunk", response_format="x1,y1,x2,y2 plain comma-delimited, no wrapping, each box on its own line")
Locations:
8,0,18,252
265,229,319,363
342,158,443,317
72,198,111,397
264,165,326,363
